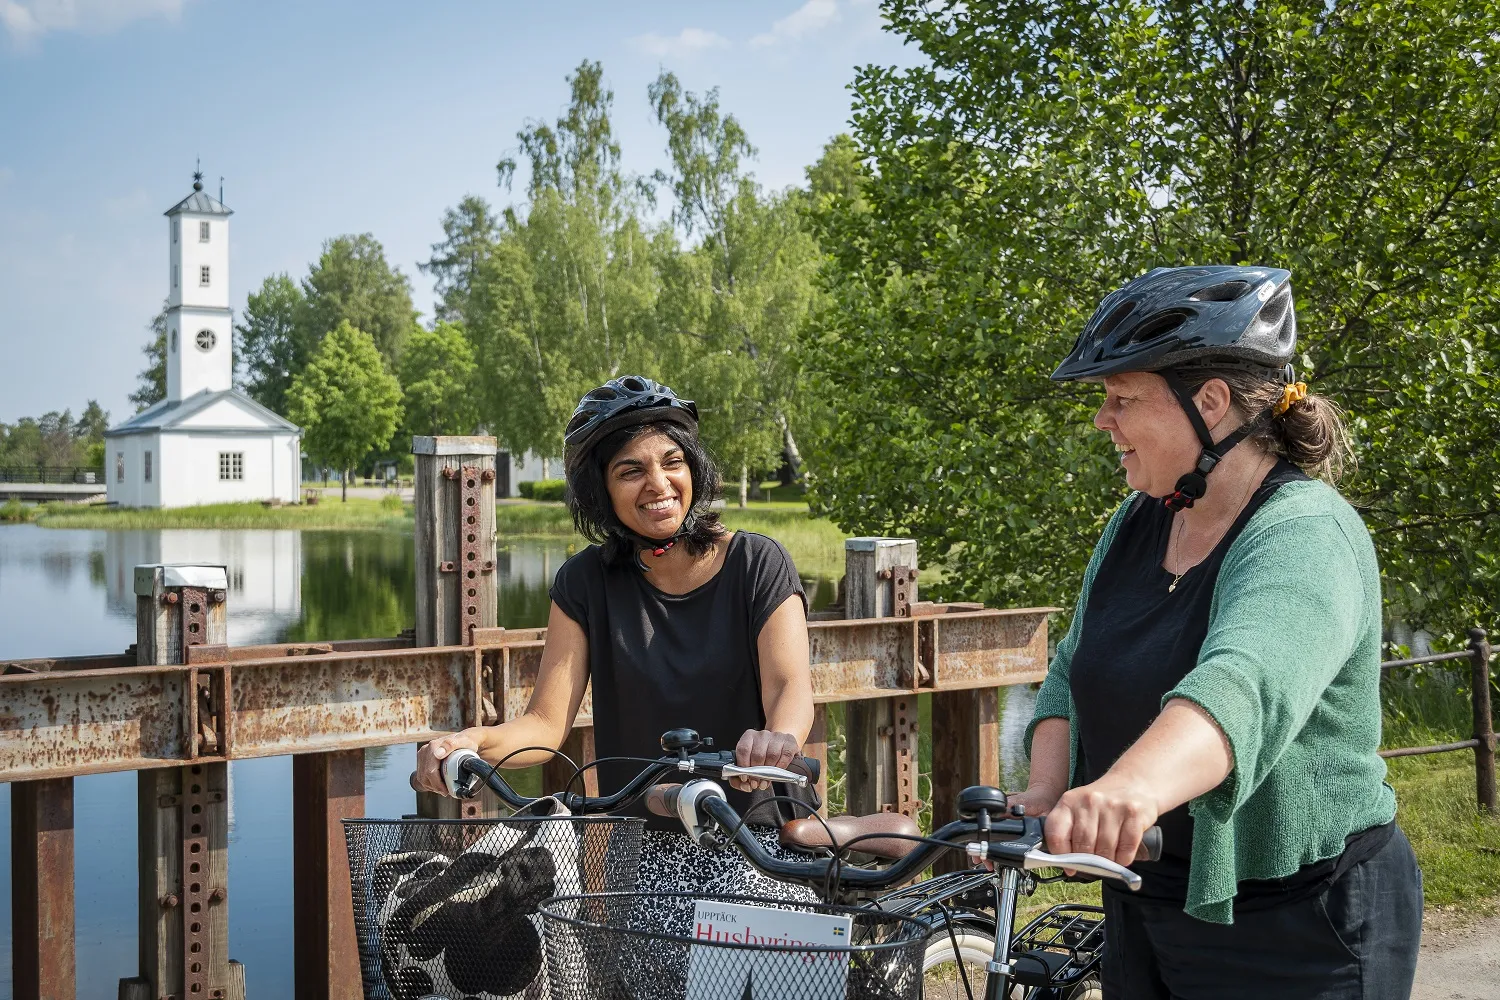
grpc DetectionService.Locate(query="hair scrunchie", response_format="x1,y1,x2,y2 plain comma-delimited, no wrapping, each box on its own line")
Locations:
1273,381,1308,417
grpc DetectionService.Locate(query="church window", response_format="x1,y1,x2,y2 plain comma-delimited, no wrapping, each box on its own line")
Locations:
172,219,179,244
172,265,179,289
144,451,152,483
170,329,177,353
199,265,211,286
219,452,243,481
116,453,124,483
199,221,211,242
196,329,216,352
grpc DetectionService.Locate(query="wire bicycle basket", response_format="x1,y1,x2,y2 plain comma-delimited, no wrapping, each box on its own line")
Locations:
344,807,644,1000
539,891,930,1000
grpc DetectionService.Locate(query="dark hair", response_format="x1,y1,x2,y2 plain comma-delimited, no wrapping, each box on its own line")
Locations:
1172,365,1355,483
565,420,725,566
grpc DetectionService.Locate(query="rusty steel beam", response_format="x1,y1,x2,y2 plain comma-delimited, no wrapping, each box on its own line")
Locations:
0,608,1053,783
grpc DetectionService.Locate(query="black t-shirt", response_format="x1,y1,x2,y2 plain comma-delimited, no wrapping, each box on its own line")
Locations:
1070,461,1390,905
549,531,808,831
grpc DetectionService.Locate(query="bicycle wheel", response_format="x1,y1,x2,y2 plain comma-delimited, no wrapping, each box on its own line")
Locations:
922,928,994,1000
1065,975,1102,1000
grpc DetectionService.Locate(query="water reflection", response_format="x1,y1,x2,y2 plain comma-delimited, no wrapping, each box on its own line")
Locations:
0,523,1031,1000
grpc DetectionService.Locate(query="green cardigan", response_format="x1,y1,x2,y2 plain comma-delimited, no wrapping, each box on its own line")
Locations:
1025,479,1396,924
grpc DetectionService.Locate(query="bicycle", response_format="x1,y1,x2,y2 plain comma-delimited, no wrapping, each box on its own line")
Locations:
434,728,1159,1000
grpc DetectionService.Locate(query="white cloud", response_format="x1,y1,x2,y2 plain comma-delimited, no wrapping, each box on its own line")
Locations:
1,0,190,48
751,0,841,48
630,27,731,59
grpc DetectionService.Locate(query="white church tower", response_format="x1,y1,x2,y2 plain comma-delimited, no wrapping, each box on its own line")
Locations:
105,169,302,508
166,171,234,399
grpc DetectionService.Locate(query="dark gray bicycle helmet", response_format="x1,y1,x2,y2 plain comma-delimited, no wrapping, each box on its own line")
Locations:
1053,266,1300,511
563,375,699,475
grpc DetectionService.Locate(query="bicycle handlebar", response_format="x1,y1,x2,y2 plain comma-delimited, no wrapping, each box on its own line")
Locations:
649,779,1161,893
437,745,817,815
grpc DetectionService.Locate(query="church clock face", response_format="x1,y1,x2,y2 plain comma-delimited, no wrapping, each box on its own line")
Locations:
196,329,217,352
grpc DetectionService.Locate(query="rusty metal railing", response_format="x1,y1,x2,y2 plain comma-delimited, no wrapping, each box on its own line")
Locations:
1378,627,1497,814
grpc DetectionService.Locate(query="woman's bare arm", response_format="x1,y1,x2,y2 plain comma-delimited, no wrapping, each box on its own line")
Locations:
412,601,590,795
731,593,815,791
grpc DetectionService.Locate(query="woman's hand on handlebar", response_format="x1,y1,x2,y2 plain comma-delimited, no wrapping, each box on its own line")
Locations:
1043,774,1160,868
732,729,801,792
1006,780,1065,818
411,729,485,797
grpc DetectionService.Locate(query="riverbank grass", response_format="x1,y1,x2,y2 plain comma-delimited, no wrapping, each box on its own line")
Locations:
34,498,413,531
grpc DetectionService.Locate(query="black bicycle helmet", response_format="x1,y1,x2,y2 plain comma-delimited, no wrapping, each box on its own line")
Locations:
1053,266,1300,511
1051,265,1297,382
563,375,699,475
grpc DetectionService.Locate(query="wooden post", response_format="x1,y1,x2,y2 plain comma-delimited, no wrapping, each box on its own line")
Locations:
931,689,1001,873
12,777,75,1000
413,435,498,648
292,750,364,1000
1469,628,1497,814
414,436,499,819
805,705,830,819
120,564,244,1000
843,538,919,818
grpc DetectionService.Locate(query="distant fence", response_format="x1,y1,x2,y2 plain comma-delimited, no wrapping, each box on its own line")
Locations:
0,465,105,485
1379,627,1497,813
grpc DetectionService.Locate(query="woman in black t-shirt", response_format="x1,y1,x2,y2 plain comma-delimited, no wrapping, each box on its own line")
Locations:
413,375,816,898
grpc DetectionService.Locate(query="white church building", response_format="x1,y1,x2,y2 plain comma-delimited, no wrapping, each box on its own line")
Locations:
105,173,301,507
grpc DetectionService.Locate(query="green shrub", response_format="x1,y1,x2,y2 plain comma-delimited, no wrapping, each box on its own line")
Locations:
0,498,31,523
518,479,567,502
379,492,405,513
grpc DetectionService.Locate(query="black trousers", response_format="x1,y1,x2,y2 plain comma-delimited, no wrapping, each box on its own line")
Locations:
1100,827,1423,999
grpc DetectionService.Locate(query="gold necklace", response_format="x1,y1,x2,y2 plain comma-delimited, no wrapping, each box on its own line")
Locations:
1167,458,1268,593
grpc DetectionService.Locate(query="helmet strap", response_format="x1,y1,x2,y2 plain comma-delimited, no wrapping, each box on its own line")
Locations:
616,509,701,572
1160,368,1254,511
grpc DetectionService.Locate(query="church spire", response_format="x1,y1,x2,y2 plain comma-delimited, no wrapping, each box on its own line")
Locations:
193,157,203,192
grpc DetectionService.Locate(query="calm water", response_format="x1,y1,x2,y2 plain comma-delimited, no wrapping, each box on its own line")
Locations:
0,523,1028,999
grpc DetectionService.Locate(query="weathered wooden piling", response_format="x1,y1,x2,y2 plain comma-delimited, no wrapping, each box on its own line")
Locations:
119,564,244,1000
413,435,503,820
843,538,921,817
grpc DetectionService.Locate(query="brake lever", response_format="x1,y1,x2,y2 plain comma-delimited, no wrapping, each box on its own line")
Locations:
1023,850,1143,891
719,764,808,786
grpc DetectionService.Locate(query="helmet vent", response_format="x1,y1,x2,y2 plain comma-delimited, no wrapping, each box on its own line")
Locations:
1094,300,1136,340
1190,280,1251,303
1121,311,1187,347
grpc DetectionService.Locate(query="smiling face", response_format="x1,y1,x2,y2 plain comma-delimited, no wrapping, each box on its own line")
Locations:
605,430,694,540
1093,372,1209,496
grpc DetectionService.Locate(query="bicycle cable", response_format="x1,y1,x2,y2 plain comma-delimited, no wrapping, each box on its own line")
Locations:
934,899,977,1000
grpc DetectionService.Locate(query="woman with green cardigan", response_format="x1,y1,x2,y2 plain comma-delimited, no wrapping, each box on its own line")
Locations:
1017,266,1421,998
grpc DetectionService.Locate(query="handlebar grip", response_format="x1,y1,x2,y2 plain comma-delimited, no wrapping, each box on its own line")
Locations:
646,783,681,819
1137,826,1163,863
441,747,484,799
791,755,821,787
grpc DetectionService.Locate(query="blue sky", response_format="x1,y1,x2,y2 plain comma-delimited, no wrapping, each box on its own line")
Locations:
0,0,920,424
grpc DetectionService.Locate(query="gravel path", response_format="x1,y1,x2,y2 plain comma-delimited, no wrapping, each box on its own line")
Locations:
1413,907,1500,1000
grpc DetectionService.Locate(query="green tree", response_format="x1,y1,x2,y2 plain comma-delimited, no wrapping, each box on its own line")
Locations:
468,60,661,466
420,195,502,324
129,302,169,411
74,401,109,444
399,321,479,437
806,0,1500,638
286,320,404,501
650,71,821,504
236,273,309,414
302,235,418,368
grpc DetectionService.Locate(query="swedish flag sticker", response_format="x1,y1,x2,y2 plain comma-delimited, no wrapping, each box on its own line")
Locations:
833,927,846,937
